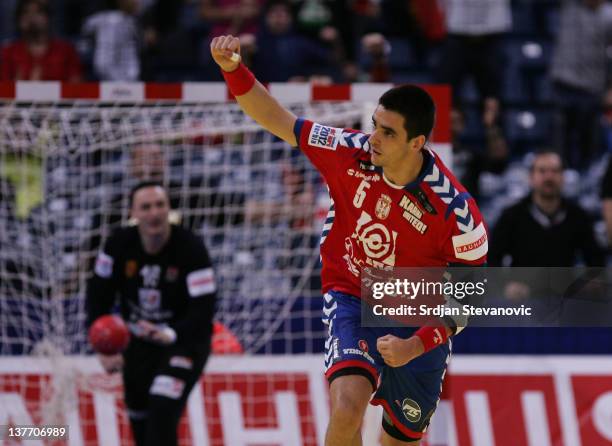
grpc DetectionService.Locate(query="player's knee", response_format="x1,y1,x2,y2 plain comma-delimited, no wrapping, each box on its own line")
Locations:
329,374,372,430
329,393,367,431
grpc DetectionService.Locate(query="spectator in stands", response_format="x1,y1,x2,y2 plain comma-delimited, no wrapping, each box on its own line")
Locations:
437,0,512,128
0,0,82,81
603,89,612,153
599,90,612,245
359,32,391,82
489,150,605,267
550,0,612,169
141,0,209,81
240,0,342,82
601,160,612,247
452,108,509,201
82,0,140,81
200,0,263,39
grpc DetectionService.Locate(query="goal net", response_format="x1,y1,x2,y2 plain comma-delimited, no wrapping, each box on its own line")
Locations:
0,82,451,446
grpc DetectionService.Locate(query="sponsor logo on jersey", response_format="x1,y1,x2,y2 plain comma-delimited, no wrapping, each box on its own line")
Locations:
308,124,341,150
332,338,340,360
375,194,392,220
165,266,179,282
452,222,488,261
343,237,362,277
94,252,113,278
138,288,161,312
358,339,369,352
359,161,377,171
354,211,397,262
401,398,422,423
342,347,375,364
187,267,216,297
346,168,380,182
343,211,398,274
398,196,428,234
125,260,137,278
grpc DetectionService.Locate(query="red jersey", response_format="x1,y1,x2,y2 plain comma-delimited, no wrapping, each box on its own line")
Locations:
294,118,488,297
0,39,82,82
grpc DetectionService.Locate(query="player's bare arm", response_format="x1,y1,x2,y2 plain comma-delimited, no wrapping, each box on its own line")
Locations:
210,35,298,146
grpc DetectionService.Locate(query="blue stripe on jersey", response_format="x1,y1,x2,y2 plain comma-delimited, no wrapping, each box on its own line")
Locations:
293,118,306,146
424,161,474,233
343,132,356,148
320,202,335,246
359,134,370,149
341,131,369,150
445,192,472,220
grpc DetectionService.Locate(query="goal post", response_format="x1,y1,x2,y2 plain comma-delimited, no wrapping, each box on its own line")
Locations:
0,81,451,446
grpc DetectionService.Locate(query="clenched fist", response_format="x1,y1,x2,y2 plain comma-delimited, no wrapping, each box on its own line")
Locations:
377,334,424,368
210,35,241,72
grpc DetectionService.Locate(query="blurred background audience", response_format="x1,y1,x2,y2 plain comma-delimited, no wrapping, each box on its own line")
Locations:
1,0,611,259
1,0,81,81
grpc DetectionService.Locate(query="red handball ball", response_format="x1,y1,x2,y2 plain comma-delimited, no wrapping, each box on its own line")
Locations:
89,315,130,355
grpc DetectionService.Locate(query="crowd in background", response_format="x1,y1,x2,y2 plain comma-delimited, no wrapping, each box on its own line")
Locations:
1,0,612,358
1,0,612,265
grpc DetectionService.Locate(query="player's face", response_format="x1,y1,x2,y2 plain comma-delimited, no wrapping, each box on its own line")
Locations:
368,106,416,167
131,186,170,237
530,153,563,199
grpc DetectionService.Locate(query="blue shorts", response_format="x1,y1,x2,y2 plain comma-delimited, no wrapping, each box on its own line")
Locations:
323,290,451,440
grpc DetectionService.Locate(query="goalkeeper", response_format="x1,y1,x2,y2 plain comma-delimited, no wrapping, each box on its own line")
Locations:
86,181,216,446
211,36,487,446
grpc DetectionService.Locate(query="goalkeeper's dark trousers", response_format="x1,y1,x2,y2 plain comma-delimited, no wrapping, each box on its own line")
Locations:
122,338,210,446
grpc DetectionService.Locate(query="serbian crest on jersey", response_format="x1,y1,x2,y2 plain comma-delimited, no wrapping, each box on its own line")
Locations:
375,194,392,220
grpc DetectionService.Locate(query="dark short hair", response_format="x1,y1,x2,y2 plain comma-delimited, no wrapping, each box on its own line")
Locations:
16,0,49,22
530,149,564,172
378,85,435,143
129,181,167,208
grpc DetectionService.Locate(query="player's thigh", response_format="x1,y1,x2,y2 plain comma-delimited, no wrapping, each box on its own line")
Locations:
328,374,372,420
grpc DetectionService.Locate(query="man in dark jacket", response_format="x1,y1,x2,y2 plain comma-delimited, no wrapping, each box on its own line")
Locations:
490,150,605,267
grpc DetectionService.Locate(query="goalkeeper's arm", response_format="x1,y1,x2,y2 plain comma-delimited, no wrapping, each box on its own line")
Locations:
86,238,121,328
210,35,298,146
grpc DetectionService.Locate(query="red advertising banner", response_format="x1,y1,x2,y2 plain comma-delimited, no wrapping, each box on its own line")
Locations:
1,356,611,445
